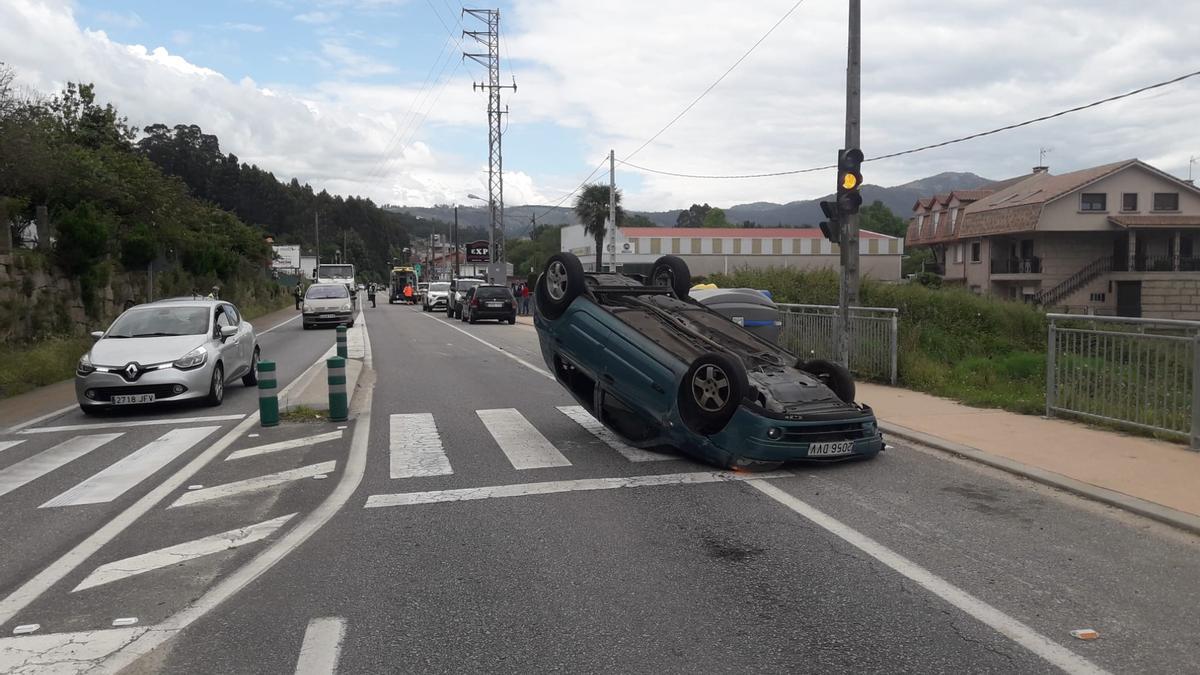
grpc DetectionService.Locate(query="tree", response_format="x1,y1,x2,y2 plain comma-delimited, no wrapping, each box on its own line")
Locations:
676,203,712,228
701,207,730,228
574,183,623,271
860,200,908,238
740,220,757,229
625,213,655,228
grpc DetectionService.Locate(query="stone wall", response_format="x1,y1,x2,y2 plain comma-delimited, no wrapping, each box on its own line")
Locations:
1140,276,1200,321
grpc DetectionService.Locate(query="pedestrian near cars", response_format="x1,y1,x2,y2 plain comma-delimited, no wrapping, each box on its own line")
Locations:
403,283,414,304
521,283,531,315
368,283,377,308
293,283,303,310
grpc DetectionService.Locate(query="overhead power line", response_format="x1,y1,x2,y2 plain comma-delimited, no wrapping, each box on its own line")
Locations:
531,157,610,222
621,0,809,162
616,68,1200,180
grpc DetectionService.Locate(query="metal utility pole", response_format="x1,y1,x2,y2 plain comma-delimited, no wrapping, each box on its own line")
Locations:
608,149,617,273
464,8,516,284
837,0,861,367
453,206,461,278
314,212,320,267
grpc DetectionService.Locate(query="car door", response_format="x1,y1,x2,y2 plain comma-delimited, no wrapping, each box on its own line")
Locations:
213,306,243,379
226,303,253,368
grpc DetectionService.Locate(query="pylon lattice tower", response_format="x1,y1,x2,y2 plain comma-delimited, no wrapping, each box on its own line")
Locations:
464,8,515,281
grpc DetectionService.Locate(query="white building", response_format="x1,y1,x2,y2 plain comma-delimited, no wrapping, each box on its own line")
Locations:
559,225,903,280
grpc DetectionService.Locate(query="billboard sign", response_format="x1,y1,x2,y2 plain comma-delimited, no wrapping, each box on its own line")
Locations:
465,240,490,263
272,245,301,270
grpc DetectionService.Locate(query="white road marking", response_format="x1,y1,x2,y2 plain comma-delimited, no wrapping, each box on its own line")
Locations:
11,624,38,635
389,413,452,478
169,461,337,508
476,408,571,470
294,617,347,675
0,346,331,627
73,514,296,592
5,403,77,434
557,405,672,462
0,440,26,454
747,480,1110,675
422,313,555,380
111,618,138,627
226,430,343,461
259,313,301,334
0,434,122,499
0,627,148,670
20,414,244,435
40,427,220,508
365,470,794,508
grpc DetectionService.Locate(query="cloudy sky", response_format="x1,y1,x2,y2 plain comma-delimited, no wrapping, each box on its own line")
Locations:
1,0,1198,212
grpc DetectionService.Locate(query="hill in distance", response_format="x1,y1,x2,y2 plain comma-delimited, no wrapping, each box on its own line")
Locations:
387,171,995,237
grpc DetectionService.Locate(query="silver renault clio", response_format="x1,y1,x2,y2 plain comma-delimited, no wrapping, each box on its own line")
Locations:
75,298,260,414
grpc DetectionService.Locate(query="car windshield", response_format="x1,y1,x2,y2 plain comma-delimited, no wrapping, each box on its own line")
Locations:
319,265,353,279
106,307,210,338
476,287,511,299
307,285,349,299
456,280,482,291
430,283,450,292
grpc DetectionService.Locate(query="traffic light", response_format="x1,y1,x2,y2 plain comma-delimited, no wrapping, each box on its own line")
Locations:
818,200,842,244
836,148,864,215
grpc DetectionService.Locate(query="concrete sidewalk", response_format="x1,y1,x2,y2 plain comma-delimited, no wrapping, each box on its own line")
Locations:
860,382,1200,529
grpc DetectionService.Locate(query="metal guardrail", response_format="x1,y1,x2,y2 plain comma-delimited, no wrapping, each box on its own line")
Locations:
1046,313,1200,448
777,303,898,384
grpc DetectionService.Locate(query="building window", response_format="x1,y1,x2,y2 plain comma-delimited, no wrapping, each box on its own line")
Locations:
1122,193,1138,211
1080,193,1107,212
1153,192,1180,211
949,208,959,231
1090,292,1106,302
970,241,981,263
932,211,941,228
954,244,964,263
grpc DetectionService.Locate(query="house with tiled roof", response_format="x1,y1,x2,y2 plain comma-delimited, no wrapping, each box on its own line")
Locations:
906,159,1200,318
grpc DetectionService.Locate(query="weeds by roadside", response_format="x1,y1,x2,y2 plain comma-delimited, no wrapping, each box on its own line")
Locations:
0,336,93,399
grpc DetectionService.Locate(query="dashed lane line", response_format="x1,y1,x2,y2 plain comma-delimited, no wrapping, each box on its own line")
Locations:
73,514,297,592
293,617,347,675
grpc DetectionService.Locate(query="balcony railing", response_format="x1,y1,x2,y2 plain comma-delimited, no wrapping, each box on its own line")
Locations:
1113,256,1200,272
991,257,1042,274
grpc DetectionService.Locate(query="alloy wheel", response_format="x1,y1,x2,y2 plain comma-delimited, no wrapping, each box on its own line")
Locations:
691,364,730,412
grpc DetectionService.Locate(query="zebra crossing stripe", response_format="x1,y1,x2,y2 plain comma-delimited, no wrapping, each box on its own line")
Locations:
0,440,25,455
294,617,347,675
19,414,244,435
0,434,122,499
390,414,452,478
169,461,337,508
40,427,220,508
476,408,571,470
72,514,296,592
226,430,343,461
556,406,672,462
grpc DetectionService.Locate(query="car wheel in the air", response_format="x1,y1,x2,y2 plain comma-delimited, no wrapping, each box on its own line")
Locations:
797,358,856,404
650,255,692,300
536,252,586,320
242,348,259,386
678,352,747,435
205,363,225,407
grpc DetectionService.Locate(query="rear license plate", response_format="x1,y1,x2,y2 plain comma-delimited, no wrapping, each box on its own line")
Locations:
112,394,155,405
320,314,335,319
808,440,854,457
486,302,502,308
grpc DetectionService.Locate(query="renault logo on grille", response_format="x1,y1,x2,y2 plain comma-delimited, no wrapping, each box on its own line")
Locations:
122,363,142,381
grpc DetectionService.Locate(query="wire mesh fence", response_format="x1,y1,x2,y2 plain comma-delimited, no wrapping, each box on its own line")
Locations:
1046,314,1200,448
777,303,898,384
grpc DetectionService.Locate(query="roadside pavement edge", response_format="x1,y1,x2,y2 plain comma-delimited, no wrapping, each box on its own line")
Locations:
881,422,1200,537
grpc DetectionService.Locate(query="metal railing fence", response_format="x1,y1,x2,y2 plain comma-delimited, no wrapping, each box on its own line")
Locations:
1046,314,1200,448
777,303,898,384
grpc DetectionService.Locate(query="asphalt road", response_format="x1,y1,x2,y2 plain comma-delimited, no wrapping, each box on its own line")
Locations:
2,301,1200,673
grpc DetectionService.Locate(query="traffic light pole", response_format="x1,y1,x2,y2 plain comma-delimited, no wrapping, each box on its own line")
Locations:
838,0,861,368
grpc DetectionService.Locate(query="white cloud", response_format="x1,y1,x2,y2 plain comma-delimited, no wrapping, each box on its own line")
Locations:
222,22,266,33
170,30,191,46
318,40,395,77
91,9,143,30
294,11,339,25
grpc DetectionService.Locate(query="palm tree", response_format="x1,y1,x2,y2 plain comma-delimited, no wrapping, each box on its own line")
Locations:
574,183,624,271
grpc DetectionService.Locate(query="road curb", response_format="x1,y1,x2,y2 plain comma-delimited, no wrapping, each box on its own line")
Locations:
881,422,1200,537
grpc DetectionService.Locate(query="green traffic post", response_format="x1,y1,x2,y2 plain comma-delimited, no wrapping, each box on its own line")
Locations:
258,360,279,427
336,325,348,359
327,356,348,422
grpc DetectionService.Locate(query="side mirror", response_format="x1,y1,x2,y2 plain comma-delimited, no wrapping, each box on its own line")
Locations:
90,331,105,341
220,325,238,339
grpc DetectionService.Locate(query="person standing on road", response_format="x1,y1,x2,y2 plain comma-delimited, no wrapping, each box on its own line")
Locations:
521,283,531,315
403,283,414,304
293,283,304,310
368,283,377,308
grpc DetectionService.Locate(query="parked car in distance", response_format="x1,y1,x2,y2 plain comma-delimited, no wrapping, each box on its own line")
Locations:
303,282,355,329
462,284,517,324
446,277,484,319
532,252,884,470
76,298,259,413
415,282,429,305
423,281,451,312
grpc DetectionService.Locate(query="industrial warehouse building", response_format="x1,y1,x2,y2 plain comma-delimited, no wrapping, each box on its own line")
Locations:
559,225,904,280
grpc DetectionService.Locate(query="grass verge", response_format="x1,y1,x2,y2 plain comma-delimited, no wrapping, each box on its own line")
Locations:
281,405,327,423
0,336,93,400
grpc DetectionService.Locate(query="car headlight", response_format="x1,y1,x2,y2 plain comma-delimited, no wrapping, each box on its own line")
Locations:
340,302,352,311
174,346,208,370
77,354,96,376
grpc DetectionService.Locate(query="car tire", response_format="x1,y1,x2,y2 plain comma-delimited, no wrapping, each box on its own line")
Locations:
302,322,311,330
242,348,259,386
205,363,225,407
798,358,856,404
508,316,516,325
650,255,692,299
537,252,586,320
678,352,747,435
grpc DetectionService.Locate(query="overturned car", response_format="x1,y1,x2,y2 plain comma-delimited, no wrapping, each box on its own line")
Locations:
533,252,884,470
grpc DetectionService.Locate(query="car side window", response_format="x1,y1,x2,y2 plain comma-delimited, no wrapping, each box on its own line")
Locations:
224,304,241,325
215,308,234,333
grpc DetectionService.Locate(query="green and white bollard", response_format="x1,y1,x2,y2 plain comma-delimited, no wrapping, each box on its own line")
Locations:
327,356,348,422
258,360,279,427
336,325,348,359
